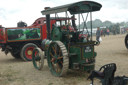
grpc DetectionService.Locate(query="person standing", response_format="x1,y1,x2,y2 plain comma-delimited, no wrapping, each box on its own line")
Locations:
107,29,110,36
96,27,101,42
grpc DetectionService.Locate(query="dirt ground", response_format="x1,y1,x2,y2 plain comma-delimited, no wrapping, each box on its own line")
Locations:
0,34,128,85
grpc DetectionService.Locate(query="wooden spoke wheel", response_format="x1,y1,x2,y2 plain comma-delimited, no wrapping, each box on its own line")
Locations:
125,34,128,49
47,41,69,77
32,47,44,70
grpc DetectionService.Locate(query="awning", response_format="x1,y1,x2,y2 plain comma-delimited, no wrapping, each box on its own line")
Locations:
41,1,102,15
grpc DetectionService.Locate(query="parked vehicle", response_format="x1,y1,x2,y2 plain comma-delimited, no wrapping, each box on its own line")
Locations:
125,34,128,49
32,1,102,76
0,17,74,61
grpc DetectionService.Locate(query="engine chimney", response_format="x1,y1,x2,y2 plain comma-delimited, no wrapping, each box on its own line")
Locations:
45,7,51,40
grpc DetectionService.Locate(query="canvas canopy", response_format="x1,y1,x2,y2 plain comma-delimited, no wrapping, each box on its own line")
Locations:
41,1,102,15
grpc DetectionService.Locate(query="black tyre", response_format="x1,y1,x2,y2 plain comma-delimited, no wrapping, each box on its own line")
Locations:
11,52,21,59
20,43,37,61
125,34,128,49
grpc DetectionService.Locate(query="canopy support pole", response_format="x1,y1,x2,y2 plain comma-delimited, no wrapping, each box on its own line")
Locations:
78,14,80,31
90,12,92,41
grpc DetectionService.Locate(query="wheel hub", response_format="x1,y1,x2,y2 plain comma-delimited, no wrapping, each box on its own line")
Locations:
27,50,32,55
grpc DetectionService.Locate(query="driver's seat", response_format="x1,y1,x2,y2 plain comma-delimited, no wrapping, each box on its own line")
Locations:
88,63,116,85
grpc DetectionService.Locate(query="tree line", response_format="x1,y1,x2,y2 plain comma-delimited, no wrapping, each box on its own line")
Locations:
80,19,128,34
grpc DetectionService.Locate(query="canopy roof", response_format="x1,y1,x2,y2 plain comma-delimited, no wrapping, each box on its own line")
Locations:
41,1,102,15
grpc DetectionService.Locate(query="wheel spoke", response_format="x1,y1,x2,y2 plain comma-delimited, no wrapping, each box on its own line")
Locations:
52,46,57,55
51,58,56,62
57,56,63,59
50,52,56,62
55,44,60,55
50,52,54,58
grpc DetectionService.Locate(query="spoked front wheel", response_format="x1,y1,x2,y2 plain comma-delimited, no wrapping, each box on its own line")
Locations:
47,41,69,77
32,47,44,70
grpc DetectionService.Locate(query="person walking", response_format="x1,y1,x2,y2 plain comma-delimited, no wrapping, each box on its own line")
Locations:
96,27,101,42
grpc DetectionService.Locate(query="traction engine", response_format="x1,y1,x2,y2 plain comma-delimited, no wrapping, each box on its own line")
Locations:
32,1,102,77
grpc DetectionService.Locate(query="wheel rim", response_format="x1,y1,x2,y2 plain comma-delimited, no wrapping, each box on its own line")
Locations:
32,48,44,70
25,47,34,59
47,41,69,77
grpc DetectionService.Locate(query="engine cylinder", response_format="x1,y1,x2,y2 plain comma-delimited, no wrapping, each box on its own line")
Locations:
41,39,52,50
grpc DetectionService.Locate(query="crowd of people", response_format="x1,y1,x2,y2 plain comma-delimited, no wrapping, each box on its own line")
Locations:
100,28,110,37
96,27,110,42
96,27,128,42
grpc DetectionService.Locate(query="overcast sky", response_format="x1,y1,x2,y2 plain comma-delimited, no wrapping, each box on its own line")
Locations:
0,0,128,27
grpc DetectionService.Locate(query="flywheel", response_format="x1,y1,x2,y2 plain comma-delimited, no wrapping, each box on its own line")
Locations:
47,41,69,77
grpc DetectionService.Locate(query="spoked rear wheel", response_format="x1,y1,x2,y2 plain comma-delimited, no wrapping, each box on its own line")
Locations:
47,41,69,77
32,47,44,70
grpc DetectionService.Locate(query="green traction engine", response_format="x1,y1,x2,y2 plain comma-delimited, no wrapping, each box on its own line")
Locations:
32,1,102,77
